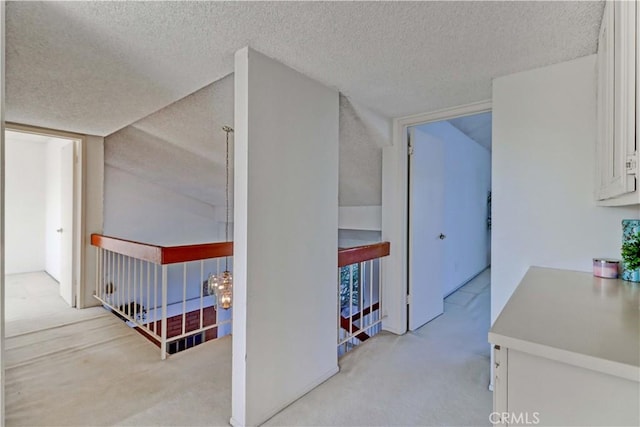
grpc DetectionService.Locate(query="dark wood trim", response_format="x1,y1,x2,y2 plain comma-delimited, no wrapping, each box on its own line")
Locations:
134,327,162,347
338,242,390,267
93,234,388,267
339,302,380,342
91,234,163,264
339,316,370,341
348,302,380,323
161,242,233,264
91,234,233,265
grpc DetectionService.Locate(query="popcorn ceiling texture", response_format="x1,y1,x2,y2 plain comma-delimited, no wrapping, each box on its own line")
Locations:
105,74,234,207
105,76,390,209
15,1,602,210
339,95,387,206
6,1,603,136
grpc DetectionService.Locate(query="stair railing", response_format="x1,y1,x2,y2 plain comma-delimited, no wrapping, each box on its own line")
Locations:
337,242,390,356
91,234,233,359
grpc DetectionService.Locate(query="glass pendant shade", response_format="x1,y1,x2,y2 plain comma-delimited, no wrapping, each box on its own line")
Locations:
209,270,233,310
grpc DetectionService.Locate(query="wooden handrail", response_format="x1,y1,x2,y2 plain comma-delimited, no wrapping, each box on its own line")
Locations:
92,234,388,267
91,234,233,265
338,242,390,267
91,234,163,264
162,242,233,264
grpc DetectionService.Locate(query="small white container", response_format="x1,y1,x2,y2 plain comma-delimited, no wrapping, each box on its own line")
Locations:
593,258,620,279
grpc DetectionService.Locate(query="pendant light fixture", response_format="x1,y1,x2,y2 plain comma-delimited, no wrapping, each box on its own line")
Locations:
209,125,234,310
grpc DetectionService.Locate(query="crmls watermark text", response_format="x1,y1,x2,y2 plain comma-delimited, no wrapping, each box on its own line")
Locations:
489,412,540,425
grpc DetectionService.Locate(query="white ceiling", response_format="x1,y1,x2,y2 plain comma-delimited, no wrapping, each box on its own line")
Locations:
6,1,604,136
105,74,233,206
104,73,386,207
448,112,492,151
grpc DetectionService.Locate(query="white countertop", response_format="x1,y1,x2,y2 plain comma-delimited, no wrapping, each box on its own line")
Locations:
489,267,640,381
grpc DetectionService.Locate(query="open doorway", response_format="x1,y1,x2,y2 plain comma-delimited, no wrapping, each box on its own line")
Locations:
4,127,81,334
407,111,492,331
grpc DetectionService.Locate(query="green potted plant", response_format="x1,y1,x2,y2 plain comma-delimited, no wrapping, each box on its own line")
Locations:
621,229,640,283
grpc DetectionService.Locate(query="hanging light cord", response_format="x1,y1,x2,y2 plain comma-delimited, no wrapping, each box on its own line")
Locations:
222,125,233,271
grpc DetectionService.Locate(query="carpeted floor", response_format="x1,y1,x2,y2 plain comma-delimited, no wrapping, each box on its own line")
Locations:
4,272,106,337
4,272,231,427
265,268,492,427
4,269,491,426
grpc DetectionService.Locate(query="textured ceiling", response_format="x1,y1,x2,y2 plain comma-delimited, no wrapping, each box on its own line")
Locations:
105,75,388,208
339,95,388,206
105,74,234,206
448,112,492,151
6,1,604,136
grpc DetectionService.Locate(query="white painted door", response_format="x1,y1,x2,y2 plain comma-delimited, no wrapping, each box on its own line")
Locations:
408,127,444,331
60,142,74,306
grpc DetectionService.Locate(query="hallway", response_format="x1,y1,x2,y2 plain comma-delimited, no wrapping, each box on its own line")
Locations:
4,272,105,336
4,272,231,426
4,270,491,426
266,268,492,426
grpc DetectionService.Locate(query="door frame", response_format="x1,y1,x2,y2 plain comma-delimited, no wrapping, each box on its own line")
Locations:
381,100,492,335
5,122,85,307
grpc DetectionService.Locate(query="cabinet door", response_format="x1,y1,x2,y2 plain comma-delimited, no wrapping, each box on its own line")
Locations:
612,0,637,196
596,1,614,199
596,0,637,201
492,345,508,425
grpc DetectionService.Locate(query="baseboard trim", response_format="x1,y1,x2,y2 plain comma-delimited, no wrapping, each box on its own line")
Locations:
257,365,339,426
444,265,490,298
382,324,407,335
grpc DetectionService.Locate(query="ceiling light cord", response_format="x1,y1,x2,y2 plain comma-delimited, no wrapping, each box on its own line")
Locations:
222,125,233,271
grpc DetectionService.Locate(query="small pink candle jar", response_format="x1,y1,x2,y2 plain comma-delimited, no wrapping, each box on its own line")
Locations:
593,258,620,279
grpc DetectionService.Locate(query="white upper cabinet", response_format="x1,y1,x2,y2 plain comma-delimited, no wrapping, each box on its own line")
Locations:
596,0,638,206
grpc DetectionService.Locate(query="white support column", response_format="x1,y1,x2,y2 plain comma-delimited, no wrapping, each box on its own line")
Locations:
232,47,339,427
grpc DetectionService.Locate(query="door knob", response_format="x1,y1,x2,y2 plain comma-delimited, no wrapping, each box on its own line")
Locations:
56,228,63,233
439,233,446,240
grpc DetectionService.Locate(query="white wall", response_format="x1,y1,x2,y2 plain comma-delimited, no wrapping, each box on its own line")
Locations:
232,47,339,427
338,206,381,231
1,6,5,422
492,54,640,324
338,229,382,248
103,166,224,246
44,139,69,281
339,94,391,207
80,135,104,308
102,165,228,307
5,135,46,274
414,121,491,296
102,165,227,307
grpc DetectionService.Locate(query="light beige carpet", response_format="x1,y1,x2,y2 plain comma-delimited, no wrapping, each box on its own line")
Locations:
5,270,491,426
265,268,492,427
4,272,106,337
5,316,232,427
4,272,231,427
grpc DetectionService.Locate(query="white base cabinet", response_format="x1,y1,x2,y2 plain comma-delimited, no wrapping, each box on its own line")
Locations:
489,268,639,426
492,346,639,426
